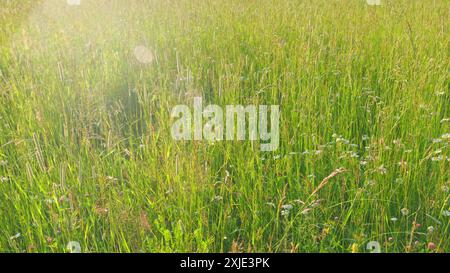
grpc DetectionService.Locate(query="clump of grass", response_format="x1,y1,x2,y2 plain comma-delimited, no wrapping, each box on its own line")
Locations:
0,0,448,253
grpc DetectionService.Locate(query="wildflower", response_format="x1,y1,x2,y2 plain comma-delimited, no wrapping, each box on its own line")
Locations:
441,133,450,139
0,160,7,166
281,204,293,210
431,155,443,162
106,176,118,182
432,138,442,143
427,226,434,234
390,217,398,222
46,236,54,244
1,177,9,182
336,137,349,144
401,208,409,216
281,210,290,217
398,161,408,168
321,227,331,237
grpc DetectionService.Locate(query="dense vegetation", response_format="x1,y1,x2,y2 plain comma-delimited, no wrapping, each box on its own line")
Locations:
0,0,448,252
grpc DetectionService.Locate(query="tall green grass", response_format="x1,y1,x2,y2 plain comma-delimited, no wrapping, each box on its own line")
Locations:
0,0,448,252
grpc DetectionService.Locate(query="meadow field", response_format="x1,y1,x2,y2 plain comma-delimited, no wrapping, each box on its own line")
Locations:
0,0,448,253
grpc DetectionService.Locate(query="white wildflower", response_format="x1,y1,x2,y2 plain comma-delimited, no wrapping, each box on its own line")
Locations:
431,155,443,162
281,210,290,217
